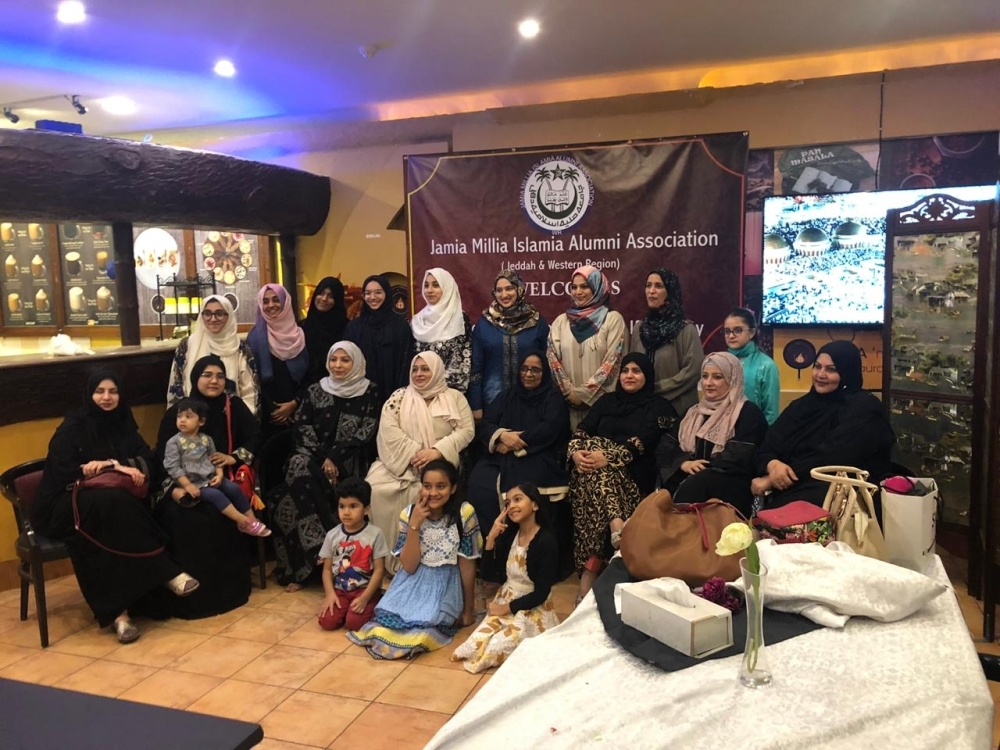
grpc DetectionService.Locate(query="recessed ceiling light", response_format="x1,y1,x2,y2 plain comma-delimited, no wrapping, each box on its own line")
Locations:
518,18,540,39
100,96,137,116
214,59,236,77
56,1,86,24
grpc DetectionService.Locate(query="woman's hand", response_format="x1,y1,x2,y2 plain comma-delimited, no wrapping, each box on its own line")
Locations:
750,476,773,496
567,390,584,407
571,450,591,472
118,465,146,486
588,451,608,470
472,409,483,422
271,401,298,425
487,600,511,617
487,506,509,543
322,459,339,484
207,473,222,487
410,448,441,473
573,450,606,473
80,460,109,478
766,460,798,491
498,431,525,452
681,459,710,475
210,452,236,468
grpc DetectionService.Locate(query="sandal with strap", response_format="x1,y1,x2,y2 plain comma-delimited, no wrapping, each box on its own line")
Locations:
239,519,272,538
114,617,141,644
166,572,200,597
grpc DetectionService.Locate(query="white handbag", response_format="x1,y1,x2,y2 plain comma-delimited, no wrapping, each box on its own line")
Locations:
811,466,887,562
881,477,938,572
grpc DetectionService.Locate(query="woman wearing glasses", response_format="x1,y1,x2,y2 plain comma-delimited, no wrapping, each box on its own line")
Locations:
629,268,703,416
723,308,780,424
166,295,260,417
344,274,415,407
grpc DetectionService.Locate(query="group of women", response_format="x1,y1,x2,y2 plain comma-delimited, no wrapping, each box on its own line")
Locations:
33,263,896,645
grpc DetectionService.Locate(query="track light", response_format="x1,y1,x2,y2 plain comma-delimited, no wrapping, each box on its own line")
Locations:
70,95,88,115
2,107,19,124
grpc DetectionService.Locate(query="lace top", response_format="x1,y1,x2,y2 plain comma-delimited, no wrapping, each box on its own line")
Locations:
394,501,483,567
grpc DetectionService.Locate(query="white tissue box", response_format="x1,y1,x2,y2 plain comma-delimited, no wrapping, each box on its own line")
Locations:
620,582,733,658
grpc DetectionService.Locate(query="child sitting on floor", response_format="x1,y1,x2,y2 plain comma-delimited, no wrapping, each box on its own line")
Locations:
451,482,560,673
347,459,482,659
163,398,271,537
318,478,389,630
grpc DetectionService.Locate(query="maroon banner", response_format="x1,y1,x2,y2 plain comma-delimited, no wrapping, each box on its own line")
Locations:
405,134,748,350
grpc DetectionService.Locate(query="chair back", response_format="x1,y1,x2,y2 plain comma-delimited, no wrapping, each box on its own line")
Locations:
0,459,47,533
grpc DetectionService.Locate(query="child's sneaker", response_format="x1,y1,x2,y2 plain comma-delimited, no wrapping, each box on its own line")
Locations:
239,519,272,537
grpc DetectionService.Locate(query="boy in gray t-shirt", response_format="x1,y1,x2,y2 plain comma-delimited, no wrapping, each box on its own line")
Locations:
318,478,389,631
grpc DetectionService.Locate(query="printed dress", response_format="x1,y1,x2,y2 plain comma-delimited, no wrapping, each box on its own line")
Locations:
347,502,482,660
451,539,560,674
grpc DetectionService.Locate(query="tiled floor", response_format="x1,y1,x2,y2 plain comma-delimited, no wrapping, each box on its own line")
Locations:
0,558,997,749
0,570,575,749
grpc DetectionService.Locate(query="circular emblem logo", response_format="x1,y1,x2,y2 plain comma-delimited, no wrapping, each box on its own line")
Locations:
520,156,594,234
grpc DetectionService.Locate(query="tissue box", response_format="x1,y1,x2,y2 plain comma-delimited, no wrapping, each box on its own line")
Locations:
621,582,733,658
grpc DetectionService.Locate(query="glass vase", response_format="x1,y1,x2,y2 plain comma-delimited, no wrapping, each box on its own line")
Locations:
738,557,772,689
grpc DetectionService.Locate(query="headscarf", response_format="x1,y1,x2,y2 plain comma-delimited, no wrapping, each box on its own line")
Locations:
399,351,464,449
320,341,371,398
611,352,658,415
359,275,396,327
678,352,748,455
639,268,687,352
566,265,610,344
181,294,241,395
501,350,555,411
301,277,348,373
411,268,465,343
246,283,307,384
188,354,231,417
817,340,863,394
80,369,140,459
482,269,540,335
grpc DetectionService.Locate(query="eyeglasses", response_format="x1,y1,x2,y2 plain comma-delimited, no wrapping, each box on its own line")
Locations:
363,290,385,298
723,327,747,337
201,310,229,320
519,366,544,375
198,372,226,381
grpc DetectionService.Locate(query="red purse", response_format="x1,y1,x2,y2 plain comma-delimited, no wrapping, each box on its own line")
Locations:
753,500,835,545
72,469,163,558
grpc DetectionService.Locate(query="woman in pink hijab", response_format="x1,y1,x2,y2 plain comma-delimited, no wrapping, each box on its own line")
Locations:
247,283,309,431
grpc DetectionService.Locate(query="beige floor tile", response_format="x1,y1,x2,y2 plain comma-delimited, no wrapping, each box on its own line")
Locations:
0,605,23,633
376,663,480,714
978,641,1000,656
231,644,335,688
187,678,294,723
0,650,93,686
156,607,251,636
169,635,272,678
218,609,313,644
0,643,34,670
460,673,491,709
329,702,450,750
104,627,210,668
260,690,368,747
49,624,124,658
0,614,93,649
3,586,85,615
278,619,351,654
118,668,223,709
258,589,327,615
0,587,22,606
300,653,408,701
550,586,579,616
245,586,285,607
54,660,158,697
417,624,478,671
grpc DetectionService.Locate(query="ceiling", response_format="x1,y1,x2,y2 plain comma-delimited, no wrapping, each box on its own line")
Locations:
0,0,998,140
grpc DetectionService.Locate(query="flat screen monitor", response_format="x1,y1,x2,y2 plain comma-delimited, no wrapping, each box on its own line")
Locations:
760,185,996,325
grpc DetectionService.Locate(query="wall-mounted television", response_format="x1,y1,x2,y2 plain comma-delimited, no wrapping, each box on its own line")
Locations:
761,185,996,326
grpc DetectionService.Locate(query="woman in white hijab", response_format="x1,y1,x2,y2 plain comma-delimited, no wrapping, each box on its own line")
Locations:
166,294,260,416
411,268,472,392
269,341,382,590
367,351,475,574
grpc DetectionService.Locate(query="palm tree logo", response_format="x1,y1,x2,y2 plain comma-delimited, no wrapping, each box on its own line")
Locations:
533,163,580,219
521,156,593,232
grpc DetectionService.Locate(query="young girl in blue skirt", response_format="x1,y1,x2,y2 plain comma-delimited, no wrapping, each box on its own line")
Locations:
347,459,482,659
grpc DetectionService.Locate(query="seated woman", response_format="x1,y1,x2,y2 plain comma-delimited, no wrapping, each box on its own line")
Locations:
367,352,475,575
753,340,896,508
467,351,570,580
657,352,767,517
151,355,260,618
567,352,675,601
31,370,198,644
269,341,381,590
452,483,560,674
348,460,481,659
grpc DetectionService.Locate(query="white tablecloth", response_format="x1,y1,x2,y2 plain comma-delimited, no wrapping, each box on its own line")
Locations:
426,557,993,749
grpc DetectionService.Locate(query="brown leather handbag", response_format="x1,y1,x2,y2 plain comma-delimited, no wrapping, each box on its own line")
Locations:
619,490,744,586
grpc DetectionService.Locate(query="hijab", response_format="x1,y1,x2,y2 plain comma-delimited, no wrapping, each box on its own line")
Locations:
399,351,464,449
320,341,372,398
181,294,241,395
411,268,465,343
359,275,396,328
566,265,610,344
301,277,348,374
678,352,748,455
189,354,231,417
247,283,307,384
482,269,540,335
509,351,555,408
611,352,659,415
639,268,687,352
819,340,863,394
79,369,141,460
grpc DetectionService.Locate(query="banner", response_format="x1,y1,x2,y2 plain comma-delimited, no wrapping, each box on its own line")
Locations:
405,134,748,349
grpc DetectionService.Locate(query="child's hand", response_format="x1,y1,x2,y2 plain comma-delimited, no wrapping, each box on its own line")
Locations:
487,505,509,541
319,593,340,617
349,595,369,614
487,601,511,617
208,474,222,487
410,493,431,527
187,486,201,499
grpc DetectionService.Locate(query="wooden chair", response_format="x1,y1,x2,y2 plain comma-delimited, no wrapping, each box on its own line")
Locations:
0,459,64,648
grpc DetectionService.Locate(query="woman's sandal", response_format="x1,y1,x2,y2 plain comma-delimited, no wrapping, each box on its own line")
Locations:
114,617,141,644
239,519,272,538
166,572,201,597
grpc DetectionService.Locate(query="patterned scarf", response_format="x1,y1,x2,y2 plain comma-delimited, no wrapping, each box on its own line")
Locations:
482,270,540,335
678,352,747,455
639,268,687,352
566,265,610,344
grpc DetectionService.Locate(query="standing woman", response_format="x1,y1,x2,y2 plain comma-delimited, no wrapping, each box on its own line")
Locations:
547,265,627,431
269,341,381,589
411,268,472,392
344,274,414,406
469,270,549,419
32,370,197,644
300,277,349,387
167,294,260,418
724,307,780,425
366,352,475,574
246,283,309,433
630,268,703,416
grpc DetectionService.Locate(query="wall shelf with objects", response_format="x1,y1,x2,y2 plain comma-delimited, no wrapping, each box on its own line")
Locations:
155,273,217,341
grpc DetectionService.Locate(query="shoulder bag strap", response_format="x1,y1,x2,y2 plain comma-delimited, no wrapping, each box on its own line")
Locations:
72,480,166,558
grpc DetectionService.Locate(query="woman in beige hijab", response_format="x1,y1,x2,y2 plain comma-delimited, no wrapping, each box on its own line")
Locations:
367,351,475,573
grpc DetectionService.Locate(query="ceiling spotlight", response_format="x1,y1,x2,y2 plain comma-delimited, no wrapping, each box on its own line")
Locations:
100,96,137,115
57,1,86,24
214,59,236,77
70,95,88,115
518,18,540,39
3,108,19,124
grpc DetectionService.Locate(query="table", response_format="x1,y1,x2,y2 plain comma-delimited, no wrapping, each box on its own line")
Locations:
0,678,263,750
426,557,993,749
